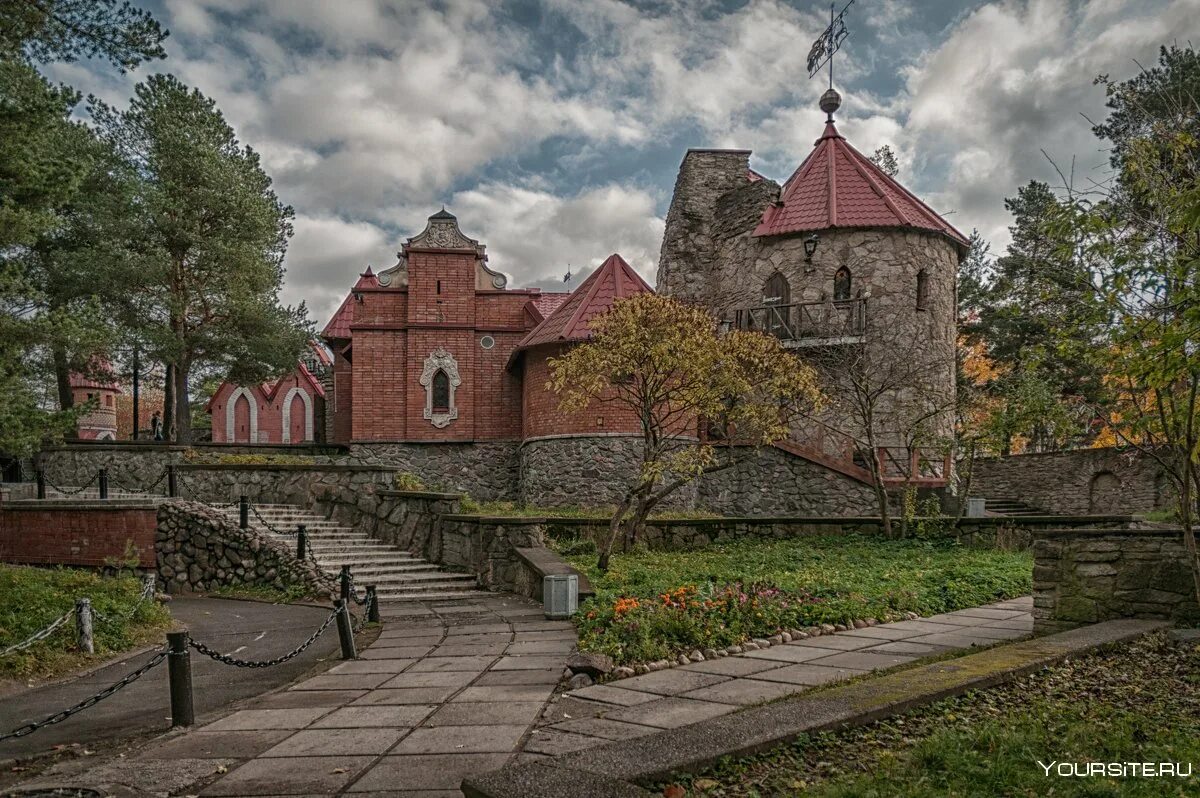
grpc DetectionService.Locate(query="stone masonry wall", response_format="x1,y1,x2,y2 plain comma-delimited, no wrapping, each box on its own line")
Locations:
349,441,519,501
156,500,333,597
435,517,546,594
1032,528,1198,633
698,446,878,516
973,448,1174,516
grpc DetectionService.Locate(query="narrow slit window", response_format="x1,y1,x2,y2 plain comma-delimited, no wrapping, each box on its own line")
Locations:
916,268,929,310
833,267,852,301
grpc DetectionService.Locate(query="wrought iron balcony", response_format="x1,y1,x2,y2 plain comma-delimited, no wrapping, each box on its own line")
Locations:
733,298,866,346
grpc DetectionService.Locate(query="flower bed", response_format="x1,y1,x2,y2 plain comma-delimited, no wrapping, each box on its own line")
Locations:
563,536,1032,666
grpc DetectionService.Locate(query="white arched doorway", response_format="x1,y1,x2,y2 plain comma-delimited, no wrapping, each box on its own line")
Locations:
225,387,258,443
281,387,313,443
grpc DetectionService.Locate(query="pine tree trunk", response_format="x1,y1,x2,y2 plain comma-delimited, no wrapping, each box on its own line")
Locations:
174,359,192,445
53,347,77,440
163,363,175,442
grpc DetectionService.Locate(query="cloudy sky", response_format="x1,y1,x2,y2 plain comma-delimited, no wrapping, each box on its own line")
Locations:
49,0,1200,326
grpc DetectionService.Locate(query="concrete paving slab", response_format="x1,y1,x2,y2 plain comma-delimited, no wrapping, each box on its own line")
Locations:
329,658,417,674
837,625,921,641
490,655,572,671
538,696,610,724
390,724,528,754
361,645,436,659
610,669,729,696
860,640,952,656
433,643,509,657
511,629,578,641
446,624,511,635
922,612,989,626
506,639,578,655
567,684,665,706
407,655,497,672
548,717,660,741
260,727,408,757
203,707,332,731
474,668,562,685
523,729,605,756
252,690,368,709
678,656,786,677
786,634,882,651
426,701,547,726
805,650,917,670
309,704,436,728
944,625,1030,640
511,621,574,632
903,631,997,649
290,673,394,691
872,619,965,635
381,670,479,689
138,730,293,760
679,677,805,706
982,617,1036,630
439,633,514,645
350,687,460,706
948,607,1029,620
346,754,510,792
743,644,846,663
749,662,862,686
604,697,736,729
454,684,556,703
199,754,375,796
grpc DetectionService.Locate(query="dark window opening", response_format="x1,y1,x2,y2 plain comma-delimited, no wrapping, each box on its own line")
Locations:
763,272,790,305
834,267,852,301
916,268,929,310
432,369,450,412
436,280,442,295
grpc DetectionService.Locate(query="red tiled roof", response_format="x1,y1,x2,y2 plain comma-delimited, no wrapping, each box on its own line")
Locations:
747,167,767,183
515,254,652,351
322,292,355,340
753,121,969,248
69,358,119,391
526,292,571,323
352,265,380,290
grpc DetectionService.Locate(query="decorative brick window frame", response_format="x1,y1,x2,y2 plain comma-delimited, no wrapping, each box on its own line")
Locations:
420,348,461,428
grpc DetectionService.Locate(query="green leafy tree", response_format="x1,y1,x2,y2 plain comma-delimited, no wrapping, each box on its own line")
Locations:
0,0,167,70
91,74,310,443
869,144,899,178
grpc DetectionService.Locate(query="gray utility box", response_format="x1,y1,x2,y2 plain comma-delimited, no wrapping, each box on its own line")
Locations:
966,497,988,518
543,574,578,620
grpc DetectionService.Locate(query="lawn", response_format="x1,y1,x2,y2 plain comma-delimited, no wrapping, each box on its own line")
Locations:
666,632,1200,797
560,536,1032,665
0,564,172,682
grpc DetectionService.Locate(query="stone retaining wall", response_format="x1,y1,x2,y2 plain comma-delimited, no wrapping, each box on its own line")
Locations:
1032,528,1199,632
698,446,878,516
156,500,333,597
349,442,519,501
972,447,1174,516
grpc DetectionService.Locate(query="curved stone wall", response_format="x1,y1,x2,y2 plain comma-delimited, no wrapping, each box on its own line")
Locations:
698,446,879,516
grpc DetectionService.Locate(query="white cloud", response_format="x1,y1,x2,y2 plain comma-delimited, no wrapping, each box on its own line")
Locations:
282,215,392,325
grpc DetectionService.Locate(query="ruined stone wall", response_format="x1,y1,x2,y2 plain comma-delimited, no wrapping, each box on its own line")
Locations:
155,500,333,597
1032,528,1198,632
972,448,1175,516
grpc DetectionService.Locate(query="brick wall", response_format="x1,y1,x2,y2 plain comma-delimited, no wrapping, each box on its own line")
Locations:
0,501,158,567
520,344,643,439
1033,528,1199,632
209,370,323,444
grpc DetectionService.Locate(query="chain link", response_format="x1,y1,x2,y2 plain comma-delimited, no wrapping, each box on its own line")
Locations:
0,610,74,658
43,471,99,497
352,592,375,632
343,570,368,606
109,469,168,495
248,505,291,536
0,649,168,741
188,606,339,668
92,577,157,625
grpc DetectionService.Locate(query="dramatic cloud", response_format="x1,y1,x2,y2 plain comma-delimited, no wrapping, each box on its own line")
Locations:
53,0,1200,327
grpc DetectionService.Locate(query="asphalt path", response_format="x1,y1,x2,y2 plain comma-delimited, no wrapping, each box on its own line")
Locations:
0,597,341,763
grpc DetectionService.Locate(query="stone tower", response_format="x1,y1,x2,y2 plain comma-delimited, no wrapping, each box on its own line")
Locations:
657,89,969,478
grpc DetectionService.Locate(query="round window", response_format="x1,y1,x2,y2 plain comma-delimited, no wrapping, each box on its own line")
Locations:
480,336,495,350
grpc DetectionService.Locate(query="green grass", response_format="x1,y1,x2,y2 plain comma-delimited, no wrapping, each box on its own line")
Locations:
563,536,1031,665
457,496,719,520
0,565,172,682
205,583,312,604
667,633,1200,797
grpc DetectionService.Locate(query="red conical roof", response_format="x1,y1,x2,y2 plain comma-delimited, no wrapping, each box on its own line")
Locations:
515,253,652,351
753,120,969,249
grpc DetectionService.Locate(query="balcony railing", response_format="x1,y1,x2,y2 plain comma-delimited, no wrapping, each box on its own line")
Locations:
734,298,866,346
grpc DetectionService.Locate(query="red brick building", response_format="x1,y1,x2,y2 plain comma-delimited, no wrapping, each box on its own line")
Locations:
207,342,331,444
70,367,120,441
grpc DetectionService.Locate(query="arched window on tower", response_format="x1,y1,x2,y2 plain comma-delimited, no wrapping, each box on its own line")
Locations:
432,370,451,412
833,267,852,301
916,268,929,311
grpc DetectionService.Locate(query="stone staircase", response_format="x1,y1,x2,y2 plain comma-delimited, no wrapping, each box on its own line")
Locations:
210,502,480,602
984,496,1047,516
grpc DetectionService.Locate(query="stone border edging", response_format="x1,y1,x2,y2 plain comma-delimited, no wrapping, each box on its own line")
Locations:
463,618,1169,798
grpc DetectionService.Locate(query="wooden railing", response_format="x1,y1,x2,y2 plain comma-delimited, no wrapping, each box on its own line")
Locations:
734,298,866,344
877,446,950,485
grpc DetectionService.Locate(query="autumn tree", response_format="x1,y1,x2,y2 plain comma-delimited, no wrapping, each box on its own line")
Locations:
91,74,310,443
549,294,822,571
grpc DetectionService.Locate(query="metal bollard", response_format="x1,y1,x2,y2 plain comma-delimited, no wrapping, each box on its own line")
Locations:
166,631,195,727
239,495,249,529
98,468,109,500
167,465,177,498
335,600,357,660
339,565,351,604
36,468,46,499
75,598,94,654
367,586,380,624
297,524,307,560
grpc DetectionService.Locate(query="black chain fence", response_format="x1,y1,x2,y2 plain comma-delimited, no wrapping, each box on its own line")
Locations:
187,606,340,668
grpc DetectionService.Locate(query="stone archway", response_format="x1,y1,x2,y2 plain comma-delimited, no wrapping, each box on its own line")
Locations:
281,386,313,443
226,387,258,443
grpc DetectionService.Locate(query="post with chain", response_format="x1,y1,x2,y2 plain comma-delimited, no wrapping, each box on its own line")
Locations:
36,468,46,499
98,468,109,500
367,586,380,623
339,565,351,604
167,465,177,498
297,524,307,561
239,495,249,530
143,572,156,603
166,631,195,727
75,598,94,654
335,600,356,660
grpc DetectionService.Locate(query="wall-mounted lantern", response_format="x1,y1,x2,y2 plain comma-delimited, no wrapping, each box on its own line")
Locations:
803,233,820,267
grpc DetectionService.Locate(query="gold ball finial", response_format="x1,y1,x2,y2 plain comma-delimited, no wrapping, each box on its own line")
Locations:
819,88,842,119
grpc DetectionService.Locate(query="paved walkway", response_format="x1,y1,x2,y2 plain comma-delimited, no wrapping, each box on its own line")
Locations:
528,596,1034,757
0,597,342,764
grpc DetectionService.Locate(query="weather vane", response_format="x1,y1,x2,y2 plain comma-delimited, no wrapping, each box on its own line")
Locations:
563,264,573,290
806,0,855,88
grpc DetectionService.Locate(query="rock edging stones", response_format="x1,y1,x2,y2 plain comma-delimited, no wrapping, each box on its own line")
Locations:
562,612,921,687
155,499,335,598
